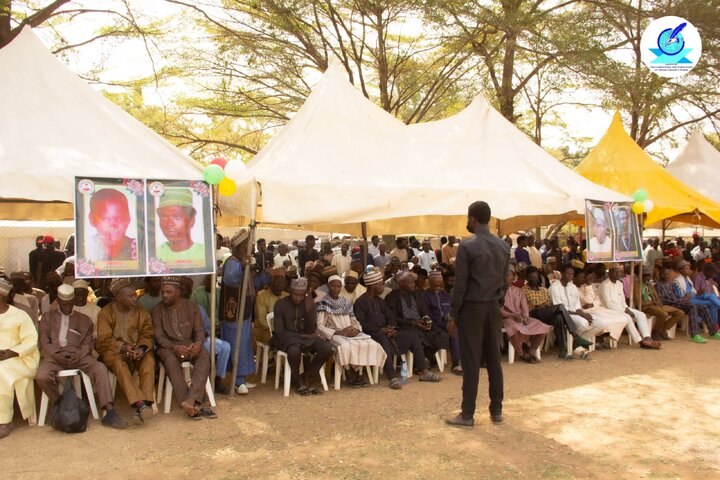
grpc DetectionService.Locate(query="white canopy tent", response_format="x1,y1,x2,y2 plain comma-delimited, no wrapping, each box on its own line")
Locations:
666,132,720,204
0,28,202,220
220,61,629,236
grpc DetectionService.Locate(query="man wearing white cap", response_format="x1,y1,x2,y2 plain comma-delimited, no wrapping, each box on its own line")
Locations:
36,284,126,428
339,271,366,305
316,275,386,387
0,278,40,439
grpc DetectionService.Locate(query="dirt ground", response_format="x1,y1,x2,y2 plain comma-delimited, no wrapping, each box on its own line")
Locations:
3,336,720,480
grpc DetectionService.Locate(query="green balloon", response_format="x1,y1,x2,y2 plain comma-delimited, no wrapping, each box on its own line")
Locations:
632,189,648,202
203,164,225,185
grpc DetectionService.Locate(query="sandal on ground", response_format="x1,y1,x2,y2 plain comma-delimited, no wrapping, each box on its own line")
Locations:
389,378,403,390
308,386,324,395
187,411,204,421
580,351,591,361
521,354,534,364
419,371,442,382
200,407,218,419
451,365,463,376
295,385,311,396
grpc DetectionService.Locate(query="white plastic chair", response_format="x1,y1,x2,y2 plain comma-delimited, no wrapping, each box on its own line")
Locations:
255,314,275,384
627,316,655,345
38,369,100,427
333,361,378,390
392,352,414,379
268,314,328,397
503,328,544,365
157,362,216,414
108,370,159,414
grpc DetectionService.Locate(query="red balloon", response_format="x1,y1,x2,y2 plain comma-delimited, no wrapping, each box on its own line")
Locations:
210,157,228,168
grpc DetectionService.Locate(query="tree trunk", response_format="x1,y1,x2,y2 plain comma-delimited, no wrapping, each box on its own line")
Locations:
499,31,517,122
0,0,11,45
374,7,391,112
498,0,520,122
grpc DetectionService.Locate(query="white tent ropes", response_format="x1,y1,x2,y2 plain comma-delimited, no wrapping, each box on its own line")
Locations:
219,60,630,237
0,27,202,221
666,132,720,204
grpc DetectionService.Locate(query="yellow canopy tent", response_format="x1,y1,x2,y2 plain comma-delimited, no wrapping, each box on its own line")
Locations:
576,113,720,228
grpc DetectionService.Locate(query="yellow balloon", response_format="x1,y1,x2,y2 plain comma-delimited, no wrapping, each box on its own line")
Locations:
218,178,237,196
632,201,644,215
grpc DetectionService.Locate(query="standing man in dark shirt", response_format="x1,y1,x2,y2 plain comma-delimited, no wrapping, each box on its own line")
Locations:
514,235,530,265
446,201,510,428
253,238,274,271
28,235,44,285
297,235,320,277
36,236,66,291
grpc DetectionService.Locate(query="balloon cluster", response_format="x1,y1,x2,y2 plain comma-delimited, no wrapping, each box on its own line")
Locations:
631,189,654,215
201,157,247,196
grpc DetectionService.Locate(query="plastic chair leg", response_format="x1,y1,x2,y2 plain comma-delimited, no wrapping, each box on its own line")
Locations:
283,357,292,397
334,361,342,391
81,372,99,420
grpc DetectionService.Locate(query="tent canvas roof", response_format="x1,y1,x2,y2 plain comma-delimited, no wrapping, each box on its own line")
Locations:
0,28,201,221
220,61,628,236
576,113,720,228
666,132,720,204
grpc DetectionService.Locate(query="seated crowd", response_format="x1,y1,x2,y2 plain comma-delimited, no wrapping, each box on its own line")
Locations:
1,231,719,439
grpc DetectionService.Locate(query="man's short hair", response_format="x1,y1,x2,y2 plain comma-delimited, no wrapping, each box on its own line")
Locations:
517,235,527,243
305,234,315,242
525,266,539,276
468,201,491,224
371,235,379,241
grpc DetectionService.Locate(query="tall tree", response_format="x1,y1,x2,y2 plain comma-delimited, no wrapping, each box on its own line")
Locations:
0,0,70,48
163,0,479,153
425,0,615,123
571,0,720,150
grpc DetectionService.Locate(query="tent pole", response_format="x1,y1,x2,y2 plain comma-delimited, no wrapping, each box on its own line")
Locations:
209,185,218,390
634,214,645,310
661,219,667,244
361,222,368,267
230,221,256,395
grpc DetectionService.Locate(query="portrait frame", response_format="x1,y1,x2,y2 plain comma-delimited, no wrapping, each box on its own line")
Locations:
74,176,147,278
611,204,643,261
584,199,614,263
146,179,215,276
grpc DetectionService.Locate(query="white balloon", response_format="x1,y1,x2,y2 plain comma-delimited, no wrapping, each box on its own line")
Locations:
643,199,654,213
224,160,247,181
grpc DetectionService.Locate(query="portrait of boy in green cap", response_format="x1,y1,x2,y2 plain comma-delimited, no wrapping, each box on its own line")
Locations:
156,188,205,264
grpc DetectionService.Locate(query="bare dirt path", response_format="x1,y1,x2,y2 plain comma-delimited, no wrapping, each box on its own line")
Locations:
3,337,719,479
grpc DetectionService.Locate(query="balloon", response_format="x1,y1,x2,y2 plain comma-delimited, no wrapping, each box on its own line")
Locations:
210,157,228,169
224,160,247,181
643,199,654,213
218,177,237,196
632,201,645,215
632,189,648,202
203,164,225,185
